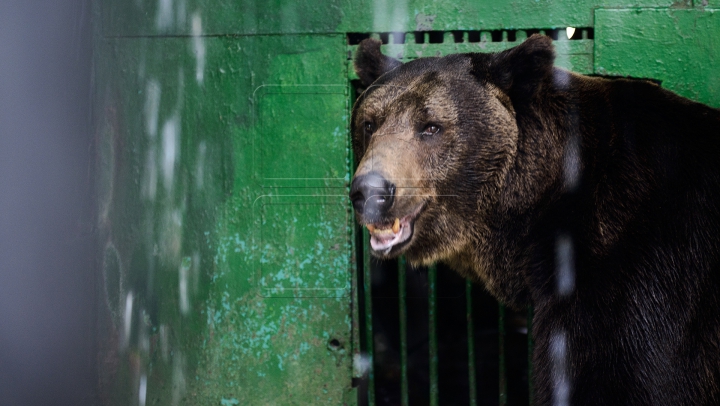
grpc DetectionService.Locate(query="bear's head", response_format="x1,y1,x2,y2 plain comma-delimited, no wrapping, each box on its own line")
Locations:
350,35,556,273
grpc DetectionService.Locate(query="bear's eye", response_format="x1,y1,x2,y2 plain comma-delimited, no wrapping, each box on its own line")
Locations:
363,122,375,134
421,124,441,137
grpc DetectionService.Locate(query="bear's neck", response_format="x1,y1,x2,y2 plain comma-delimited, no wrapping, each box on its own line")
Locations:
473,71,611,307
474,70,720,309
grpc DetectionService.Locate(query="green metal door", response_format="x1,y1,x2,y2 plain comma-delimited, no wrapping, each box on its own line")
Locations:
95,29,358,406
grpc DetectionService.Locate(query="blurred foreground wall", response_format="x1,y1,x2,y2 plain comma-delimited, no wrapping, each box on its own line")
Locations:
0,1,96,405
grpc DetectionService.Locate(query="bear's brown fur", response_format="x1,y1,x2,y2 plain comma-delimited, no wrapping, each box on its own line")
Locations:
350,35,720,405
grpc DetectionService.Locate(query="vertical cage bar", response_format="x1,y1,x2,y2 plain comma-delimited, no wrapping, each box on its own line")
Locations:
350,224,361,372
528,305,535,406
429,265,439,406
399,257,409,406
363,231,375,405
466,280,478,406
348,84,364,395
499,304,507,406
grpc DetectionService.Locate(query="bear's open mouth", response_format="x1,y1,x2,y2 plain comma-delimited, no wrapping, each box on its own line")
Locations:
365,204,424,255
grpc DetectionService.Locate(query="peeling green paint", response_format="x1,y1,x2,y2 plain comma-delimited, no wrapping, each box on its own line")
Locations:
96,30,356,404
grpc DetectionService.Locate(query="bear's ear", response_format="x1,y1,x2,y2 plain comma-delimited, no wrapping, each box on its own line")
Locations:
481,34,556,100
354,38,403,87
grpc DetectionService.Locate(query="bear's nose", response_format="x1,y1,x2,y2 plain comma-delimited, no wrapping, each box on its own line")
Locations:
350,172,395,219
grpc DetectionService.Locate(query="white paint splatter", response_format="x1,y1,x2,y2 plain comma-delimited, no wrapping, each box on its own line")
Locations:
142,80,161,200
144,80,161,138
556,234,575,296
160,324,169,361
139,374,147,406
566,27,576,40
563,134,581,191
156,0,174,32
554,68,571,90
353,353,372,377
123,291,134,347
551,331,571,406
161,114,180,191
191,12,205,84
277,354,284,370
195,141,206,190
179,257,190,315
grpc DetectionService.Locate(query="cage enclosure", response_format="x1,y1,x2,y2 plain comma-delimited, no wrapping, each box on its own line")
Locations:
94,1,720,404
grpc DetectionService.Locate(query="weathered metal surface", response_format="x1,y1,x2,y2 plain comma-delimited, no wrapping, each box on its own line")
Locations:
102,0,682,37
340,0,678,33
95,32,357,405
595,8,720,107
102,0,344,37
95,0,720,404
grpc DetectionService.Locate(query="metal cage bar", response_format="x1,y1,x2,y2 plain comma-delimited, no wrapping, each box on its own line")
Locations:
527,306,535,405
399,256,409,406
467,281,478,406
363,231,376,405
428,265,439,406
499,304,507,406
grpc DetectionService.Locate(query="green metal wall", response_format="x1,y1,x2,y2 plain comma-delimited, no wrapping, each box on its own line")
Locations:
596,8,720,106
94,1,720,404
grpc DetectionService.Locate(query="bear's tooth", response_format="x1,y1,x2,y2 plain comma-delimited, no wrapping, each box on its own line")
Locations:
367,224,375,233
392,218,400,233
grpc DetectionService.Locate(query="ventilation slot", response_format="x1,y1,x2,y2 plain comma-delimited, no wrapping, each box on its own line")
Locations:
347,28,594,46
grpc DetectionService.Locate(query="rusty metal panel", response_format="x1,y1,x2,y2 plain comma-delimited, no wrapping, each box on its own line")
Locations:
595,8,720,107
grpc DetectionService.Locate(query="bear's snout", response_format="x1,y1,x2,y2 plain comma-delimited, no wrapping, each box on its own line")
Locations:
350,171,395,220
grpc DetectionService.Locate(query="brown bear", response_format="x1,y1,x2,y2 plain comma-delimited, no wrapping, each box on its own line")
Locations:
350,35,720,405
